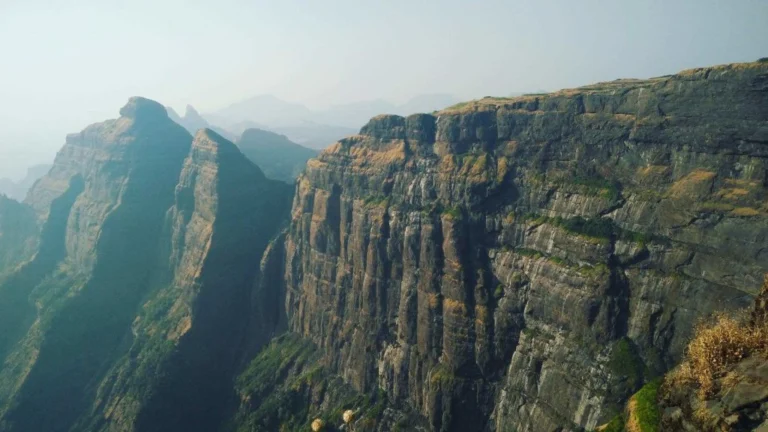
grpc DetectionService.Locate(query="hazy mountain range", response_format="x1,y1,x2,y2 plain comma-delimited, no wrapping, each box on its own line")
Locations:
171,93,462,150
1,61,767,432
0,164,52,201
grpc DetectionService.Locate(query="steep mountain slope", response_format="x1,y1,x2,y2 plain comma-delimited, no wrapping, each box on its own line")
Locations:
277,61,768,431
236,128,318,183
0,99,293,432
0,61,765,432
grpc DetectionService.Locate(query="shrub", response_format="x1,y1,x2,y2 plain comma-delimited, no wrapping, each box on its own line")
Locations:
666,309,768,397
558,215,615,239
609,338,645,391
442,206,462,220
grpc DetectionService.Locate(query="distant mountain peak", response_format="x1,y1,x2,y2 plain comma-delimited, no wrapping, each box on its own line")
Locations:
194,128,236,152
185,104,202,118
239,127,290,143
119,96,168,120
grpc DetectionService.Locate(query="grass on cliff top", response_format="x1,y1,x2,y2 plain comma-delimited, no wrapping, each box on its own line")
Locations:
442,60,767,115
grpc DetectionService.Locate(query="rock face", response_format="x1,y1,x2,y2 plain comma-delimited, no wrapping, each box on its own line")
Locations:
0,99,293,432
0,62,766,432
661,356,768,431
281,61,768,431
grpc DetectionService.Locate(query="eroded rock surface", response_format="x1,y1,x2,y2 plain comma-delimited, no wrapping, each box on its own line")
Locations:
0,100,292,432
282,61,768,431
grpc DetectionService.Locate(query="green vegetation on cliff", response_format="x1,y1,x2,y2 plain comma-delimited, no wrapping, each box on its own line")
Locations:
232,334,418,432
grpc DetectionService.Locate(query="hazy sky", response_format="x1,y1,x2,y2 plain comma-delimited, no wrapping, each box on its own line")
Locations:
1,0,766,179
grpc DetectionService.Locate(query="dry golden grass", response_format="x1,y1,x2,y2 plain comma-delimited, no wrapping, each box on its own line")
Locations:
438,154,457,173
496,156,509,183
475,305,489,326
666,169,716,198
636,165,670,179
625,398,641,432
348,141,406,165
426,292,440,309
724,178,760,188
719,188,750,200
666,310,768,398
730,207,760,217
443,297,467,313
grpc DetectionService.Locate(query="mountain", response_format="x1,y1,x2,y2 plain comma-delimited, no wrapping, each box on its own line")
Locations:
269,123,358,150
0,164,52,201
205,94,461,137
0,97,293,432
314,99,398,129
0,61,767,432
264,60,768,431
236,128,318,183
207,94,314,127
166,105,236,140
175,94,462,152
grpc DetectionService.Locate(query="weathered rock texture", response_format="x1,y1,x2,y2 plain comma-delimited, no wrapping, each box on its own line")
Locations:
0,100,292,432
282,61,768,431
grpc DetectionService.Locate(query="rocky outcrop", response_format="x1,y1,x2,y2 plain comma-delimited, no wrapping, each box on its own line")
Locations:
661,356,768,431
281,61,768,431
0,100,293,432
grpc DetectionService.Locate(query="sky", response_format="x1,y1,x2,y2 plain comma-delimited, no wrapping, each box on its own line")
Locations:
0,0,766,179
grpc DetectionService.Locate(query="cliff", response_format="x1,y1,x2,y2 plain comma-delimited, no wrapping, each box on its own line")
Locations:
280,61,768,431
0,61,766,432
0,99,293,432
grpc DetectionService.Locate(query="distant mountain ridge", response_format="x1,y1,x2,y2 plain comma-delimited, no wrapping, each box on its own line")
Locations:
235,128,317,183
166,93,463,151
207,93,461,129
0,164,52,201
